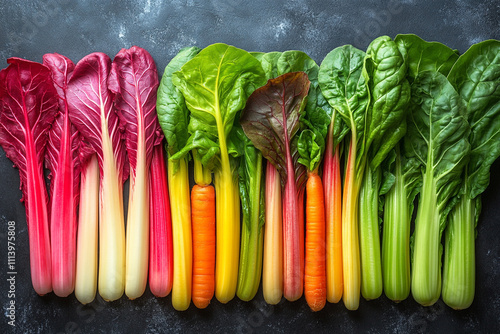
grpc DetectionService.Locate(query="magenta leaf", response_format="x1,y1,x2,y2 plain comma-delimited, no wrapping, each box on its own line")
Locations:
43,53,82,297
108,45,161,173
0,58,59,195
43,53,80,199
67,52,128,181
0,57,59,295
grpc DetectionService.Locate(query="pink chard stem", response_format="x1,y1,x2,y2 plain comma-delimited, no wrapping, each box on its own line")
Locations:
149,143,173,297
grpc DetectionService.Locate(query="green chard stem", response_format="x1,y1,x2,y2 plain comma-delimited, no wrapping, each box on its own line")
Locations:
382,153,410,302
442,192,476,310
359,165,383,300
237,153,264,301
411,165,442,306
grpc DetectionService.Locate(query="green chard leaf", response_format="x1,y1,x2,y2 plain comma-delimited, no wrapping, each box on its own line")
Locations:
363,35,411,171
395,34,459,83
408,70,470,306
251,51,282,80
156,46,201,158
172,43,266,169
441,40,500,310
358,36,411,301
447,40,500,200
318,45,369,154
407,71,470,226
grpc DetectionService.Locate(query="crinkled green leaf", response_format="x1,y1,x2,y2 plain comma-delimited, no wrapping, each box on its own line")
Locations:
298,106,330,171
363,35,411,171
405,70,470,227
380,150,397,196
172,43,266,168
156,46,201,157
395,34,459,83
297,130,321,172
447,40,500,200
319,45,368,151
170,130,219,170
252,51,282,81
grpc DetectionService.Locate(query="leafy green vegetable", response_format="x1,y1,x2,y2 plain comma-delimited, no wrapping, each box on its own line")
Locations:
172,43,266,303
407,71,470,306
254,50,333,173
241,71,310,302
381,144,421,302
359,35,411,301
156,45,201,311
318,44,369,310
382,34,459,303
230,123,265,301
157,46,201,159
395,34,459,83
251,51,282,80
442,40,500,310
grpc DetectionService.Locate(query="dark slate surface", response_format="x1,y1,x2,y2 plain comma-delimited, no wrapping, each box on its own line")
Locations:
1,0,500,333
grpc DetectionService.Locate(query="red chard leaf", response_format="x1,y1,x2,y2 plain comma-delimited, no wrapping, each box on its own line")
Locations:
43,53,82,297
0,57,59,295
67,52,128,181
109,46,161,173
240,71,309,189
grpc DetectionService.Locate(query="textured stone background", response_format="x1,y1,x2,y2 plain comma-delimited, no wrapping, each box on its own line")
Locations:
0,0,499,333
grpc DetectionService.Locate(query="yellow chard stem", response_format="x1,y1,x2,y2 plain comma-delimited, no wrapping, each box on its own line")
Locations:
214,93,240,303
214,155,240,303
194,149,212,186
342,136,362,311
75,154,99,305
168,158,192,311
98,124,126,302
125,129,149,300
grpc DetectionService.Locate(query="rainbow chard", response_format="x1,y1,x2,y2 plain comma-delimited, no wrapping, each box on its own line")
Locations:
318,45,369,310
172,44,266,304
443,40,500,310
381,34,459,303
230,123,265,302
156,46,201,310
75,149,99,304
43,53,81,298
148,141,173,298
406,71,470,306
250,51,284,305
358,36,410,301
319,37,410,309
109,46,161,300
67,53,128,302
251,50,327,303
319,75,349,305
241,71,310,302
0,58,59,295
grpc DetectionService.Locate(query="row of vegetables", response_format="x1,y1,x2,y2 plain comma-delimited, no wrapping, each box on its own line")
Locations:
0,34,498,312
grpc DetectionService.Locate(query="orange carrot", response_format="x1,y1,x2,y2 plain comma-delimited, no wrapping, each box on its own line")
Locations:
304,172,327,312
191,184,216,309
